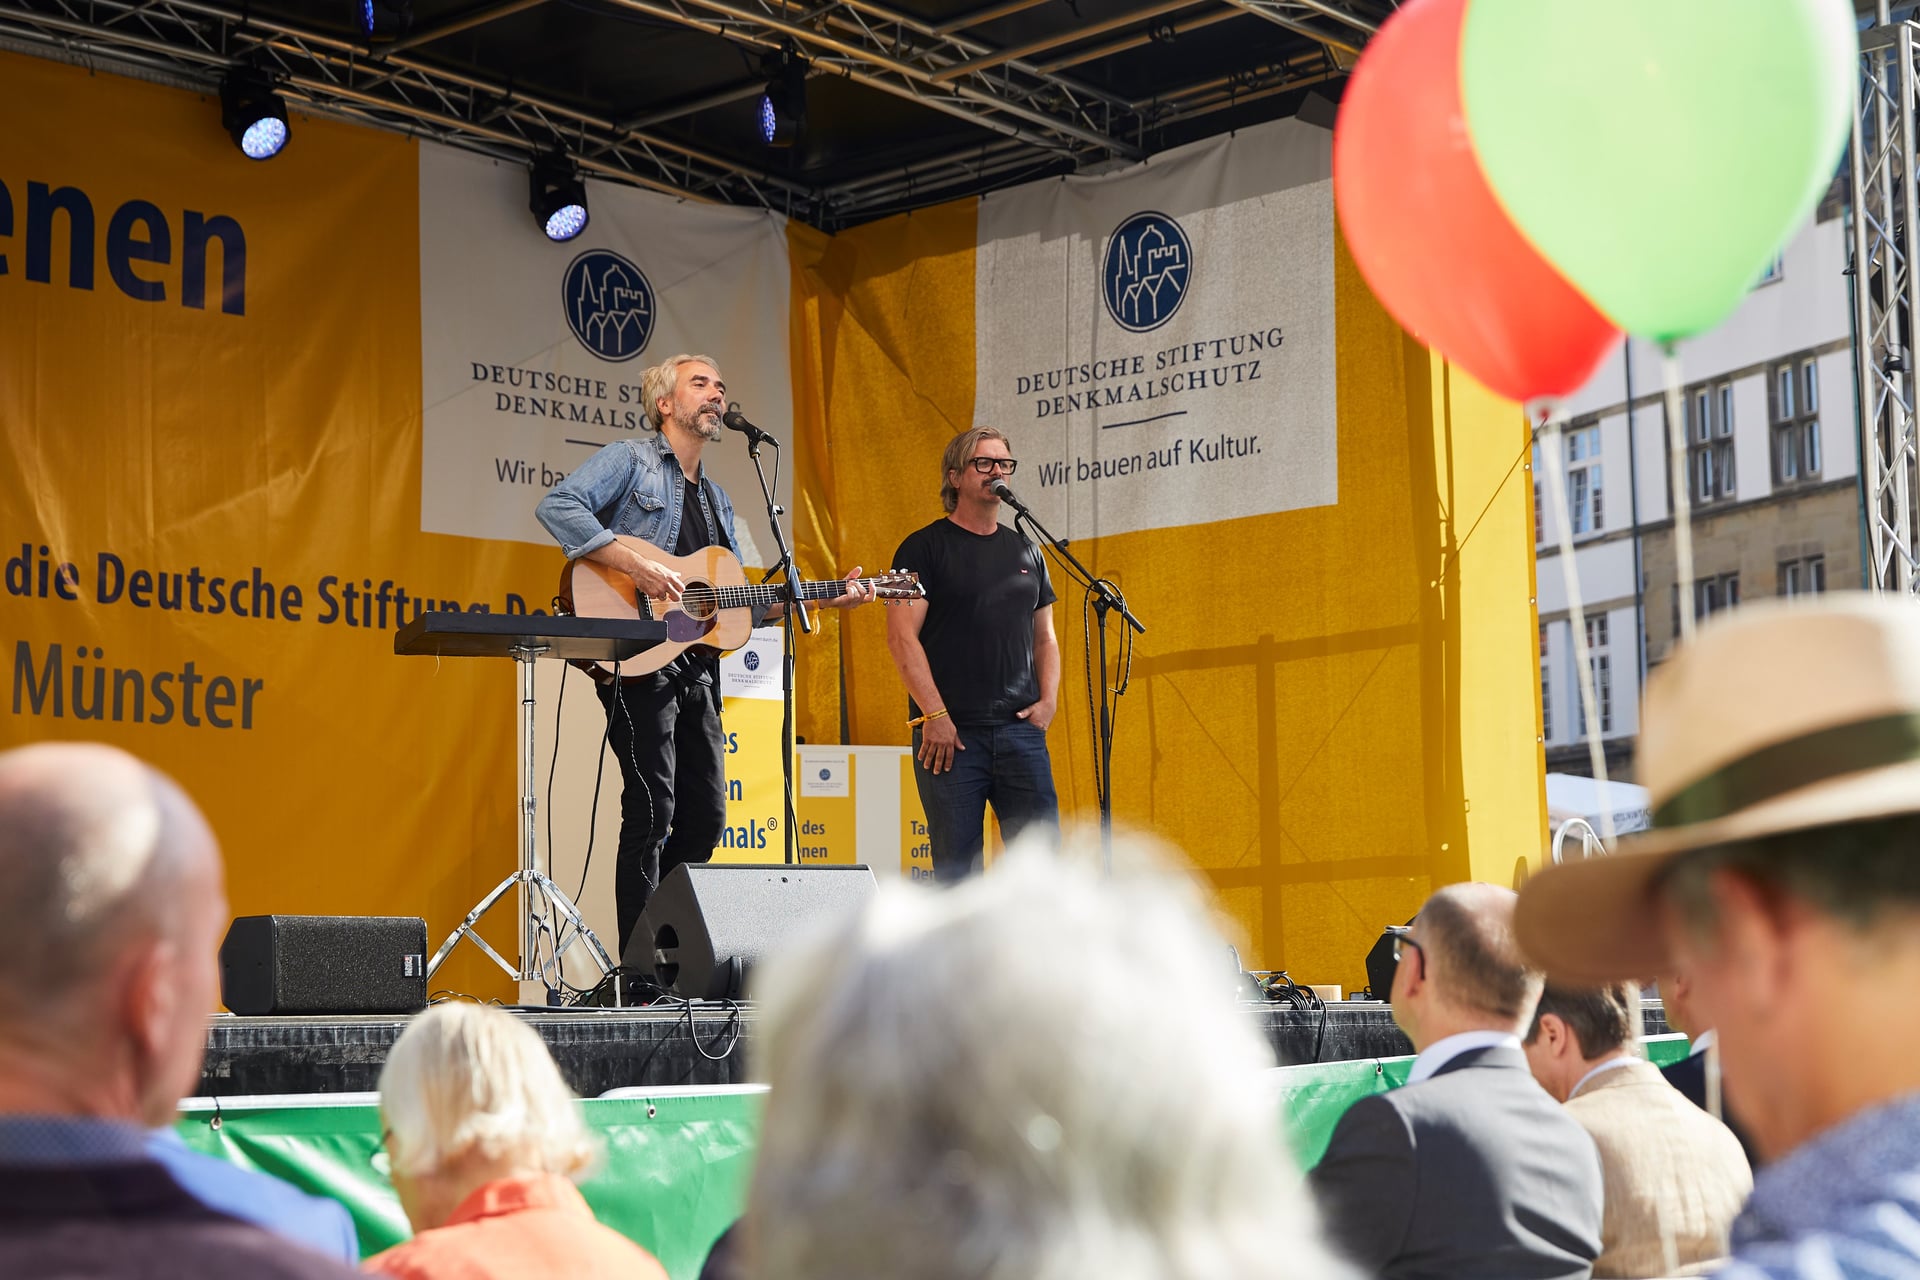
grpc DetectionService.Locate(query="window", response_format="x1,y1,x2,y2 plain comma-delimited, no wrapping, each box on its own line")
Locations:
1779,554,1827,598
1540,623,1553,742
1685,381,1735,505
1532,444,1543,545
1695,572,1740,622
1566,425,1603,535
1579,614,1612,735
1755,254,1784,286
1772,355,1822,486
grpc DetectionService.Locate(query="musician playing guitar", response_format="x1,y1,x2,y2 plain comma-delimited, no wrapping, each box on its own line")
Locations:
535,353,873,961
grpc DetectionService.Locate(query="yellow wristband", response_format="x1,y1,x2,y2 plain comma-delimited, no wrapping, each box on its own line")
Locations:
908,708,950,728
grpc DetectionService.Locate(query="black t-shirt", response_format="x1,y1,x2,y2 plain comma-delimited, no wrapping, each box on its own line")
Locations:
674,473,713,556
892,517,1056,726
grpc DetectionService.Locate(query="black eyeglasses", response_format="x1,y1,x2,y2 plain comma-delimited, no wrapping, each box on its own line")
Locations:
968,457,1018,475
1387,926,1423,965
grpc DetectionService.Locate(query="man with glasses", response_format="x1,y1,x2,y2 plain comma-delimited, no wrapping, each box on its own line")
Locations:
1307,884,1604,1279
886,427,1061,880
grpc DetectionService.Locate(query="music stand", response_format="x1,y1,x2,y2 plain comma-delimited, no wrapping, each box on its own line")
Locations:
396,612,668,1001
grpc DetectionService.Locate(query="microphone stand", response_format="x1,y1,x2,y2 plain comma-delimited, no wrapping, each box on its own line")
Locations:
743,431,808,867
1000,491,1144,868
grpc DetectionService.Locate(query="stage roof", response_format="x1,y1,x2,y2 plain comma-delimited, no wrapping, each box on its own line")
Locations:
0,0,1385,227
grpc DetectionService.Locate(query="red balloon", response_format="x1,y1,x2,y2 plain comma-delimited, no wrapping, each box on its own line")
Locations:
1333,0,1617,406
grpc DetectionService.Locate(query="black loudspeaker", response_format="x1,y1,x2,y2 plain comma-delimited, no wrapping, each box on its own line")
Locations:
629,864,879,1001
1363,916,1419,1002
220,915,429,1015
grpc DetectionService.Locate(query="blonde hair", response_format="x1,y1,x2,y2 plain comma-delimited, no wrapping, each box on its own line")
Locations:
941,426,1011,512
641,353,722,430
744,835,1356,1280
379,1002,596,1181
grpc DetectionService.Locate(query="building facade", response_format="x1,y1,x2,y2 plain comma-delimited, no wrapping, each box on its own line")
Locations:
1535,206,1858,780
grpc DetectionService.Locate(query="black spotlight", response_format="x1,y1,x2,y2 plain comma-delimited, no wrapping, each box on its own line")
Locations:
354,0,413,39
758,49,808,148
220,70,289,161
528,153,589,243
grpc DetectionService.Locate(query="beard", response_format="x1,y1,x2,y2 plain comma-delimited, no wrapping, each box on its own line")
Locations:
680,403,724,441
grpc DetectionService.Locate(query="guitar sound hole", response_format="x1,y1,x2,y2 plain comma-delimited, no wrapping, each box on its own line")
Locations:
679,584,718,621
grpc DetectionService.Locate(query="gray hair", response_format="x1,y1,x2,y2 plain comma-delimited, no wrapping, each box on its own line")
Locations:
379,1002,596,1181
0,742,202,1023
941,426,1011,513
641,353,722,430
743,836,1356,1280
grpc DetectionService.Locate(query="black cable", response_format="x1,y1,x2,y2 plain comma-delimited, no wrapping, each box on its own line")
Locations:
673,995,744,1062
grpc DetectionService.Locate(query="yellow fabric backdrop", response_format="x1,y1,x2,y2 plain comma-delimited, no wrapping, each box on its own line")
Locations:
0,52,554,1001
791,205,1546,991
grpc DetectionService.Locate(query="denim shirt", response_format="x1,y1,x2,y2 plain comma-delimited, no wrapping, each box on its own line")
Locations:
1716,1091,1920,1279
535,435,741,562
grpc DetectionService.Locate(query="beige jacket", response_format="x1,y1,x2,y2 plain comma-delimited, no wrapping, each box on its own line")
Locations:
1565,1056,1753,1278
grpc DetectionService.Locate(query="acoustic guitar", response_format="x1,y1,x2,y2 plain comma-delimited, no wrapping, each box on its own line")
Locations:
559,534,924,678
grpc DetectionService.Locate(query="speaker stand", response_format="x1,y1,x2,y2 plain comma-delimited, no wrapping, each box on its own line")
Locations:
425,643,618,1002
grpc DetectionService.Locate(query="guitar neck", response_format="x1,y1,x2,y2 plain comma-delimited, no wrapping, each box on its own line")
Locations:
707,579,874,609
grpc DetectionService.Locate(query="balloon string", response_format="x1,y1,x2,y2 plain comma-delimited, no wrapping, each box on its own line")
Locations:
1539,409,1616,845
1664,346,1698,645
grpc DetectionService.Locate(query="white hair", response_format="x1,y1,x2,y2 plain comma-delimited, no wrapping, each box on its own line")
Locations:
0,742,194,1021
379,1002,596,1181
744,836,1357,1280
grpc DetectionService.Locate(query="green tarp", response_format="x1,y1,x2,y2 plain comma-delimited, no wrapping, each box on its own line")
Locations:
174,1034,1694,1278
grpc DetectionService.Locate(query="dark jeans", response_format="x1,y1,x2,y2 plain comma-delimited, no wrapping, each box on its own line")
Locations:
911,720,1060,881
596,669,727,961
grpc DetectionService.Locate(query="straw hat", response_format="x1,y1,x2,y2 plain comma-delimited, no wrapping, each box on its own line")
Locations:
1515,593,1920,985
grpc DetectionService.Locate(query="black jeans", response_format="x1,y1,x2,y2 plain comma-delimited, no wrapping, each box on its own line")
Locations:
596,668,728,962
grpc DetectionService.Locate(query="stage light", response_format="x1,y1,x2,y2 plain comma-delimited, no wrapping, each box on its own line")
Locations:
529,154,589,242
220,71,289,161
354,0,413,39
758,50,807,148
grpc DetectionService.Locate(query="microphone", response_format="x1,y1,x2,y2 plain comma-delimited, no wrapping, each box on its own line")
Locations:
722,403,780,447
991,481,1030,513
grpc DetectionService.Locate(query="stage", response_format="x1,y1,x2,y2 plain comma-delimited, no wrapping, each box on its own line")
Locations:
197,1000,1675,1098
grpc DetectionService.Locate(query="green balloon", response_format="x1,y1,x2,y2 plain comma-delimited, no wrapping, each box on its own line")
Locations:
1460,0,1857,345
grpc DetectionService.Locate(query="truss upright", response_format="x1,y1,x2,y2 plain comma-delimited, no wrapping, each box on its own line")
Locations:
1852,6,1920,593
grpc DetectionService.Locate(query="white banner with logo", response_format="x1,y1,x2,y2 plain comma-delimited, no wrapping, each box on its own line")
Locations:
973,118,1339,540
418,143,793,559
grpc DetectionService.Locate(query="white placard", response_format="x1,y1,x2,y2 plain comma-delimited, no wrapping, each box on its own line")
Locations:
974,118,1339,541
800,748,851,798
418,142,792,554
719,626,785,701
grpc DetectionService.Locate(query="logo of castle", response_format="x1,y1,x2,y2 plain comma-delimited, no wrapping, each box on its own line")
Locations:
1102,211,1193,333
563,249,655,362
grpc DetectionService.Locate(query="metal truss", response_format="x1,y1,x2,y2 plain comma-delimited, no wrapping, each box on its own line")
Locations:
1851,7,1920,592
0,0,1377,226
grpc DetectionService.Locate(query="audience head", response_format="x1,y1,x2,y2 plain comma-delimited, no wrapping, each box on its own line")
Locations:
1522,982,1640,1102
1516,595,1920,1161
0,742,225,1125
377,1001,595,1233
1391,881,1541,1050
1656,969,1700,1040
743,835,1353,1280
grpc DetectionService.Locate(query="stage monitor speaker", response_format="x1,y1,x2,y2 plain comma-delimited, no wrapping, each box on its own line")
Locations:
1363,916,1419,1002
630,864,879,1001
220,915,429,1016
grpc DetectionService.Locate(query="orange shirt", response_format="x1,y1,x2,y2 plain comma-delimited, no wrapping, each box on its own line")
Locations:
363,1173,666,1280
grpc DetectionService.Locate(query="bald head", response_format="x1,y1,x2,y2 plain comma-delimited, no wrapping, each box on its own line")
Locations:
1415,882,1542,1027
0,743,225,1122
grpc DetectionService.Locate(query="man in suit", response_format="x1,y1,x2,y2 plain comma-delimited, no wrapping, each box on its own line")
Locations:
0,742,357,1278
1656,968,1761,1168
1523,982,1750,1277
1308,882,1604,1280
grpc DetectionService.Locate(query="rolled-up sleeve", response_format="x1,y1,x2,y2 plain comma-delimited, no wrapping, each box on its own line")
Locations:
535,442,636,559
